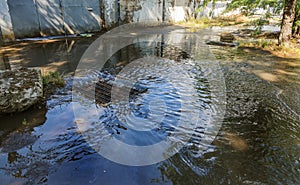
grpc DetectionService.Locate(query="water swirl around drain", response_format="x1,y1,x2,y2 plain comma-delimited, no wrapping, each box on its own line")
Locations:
72,23,226,166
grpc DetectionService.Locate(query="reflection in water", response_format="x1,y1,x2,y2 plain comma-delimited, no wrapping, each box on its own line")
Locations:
0,37,96,75
158,78,300,184
90,42,202,150
0,53,10,70
80,40,191,112
0,28,299,184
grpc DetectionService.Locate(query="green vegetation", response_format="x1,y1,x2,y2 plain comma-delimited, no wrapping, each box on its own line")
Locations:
176,0,300,56
191,0,299,44
225,0,283,16
239,38,274,48
238,38,300,57
42,71,65,88
250,17,270,36
178,15,300,57
176,16,244,28
293,0,300,37
226,0,299,43
22,118,27,125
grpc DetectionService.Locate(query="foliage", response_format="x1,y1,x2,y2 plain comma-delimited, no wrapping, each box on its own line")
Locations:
251,17,270,35
226,0,260,15
193,0,284,35
22,118,27,125
225,0,284,16
195,0,218,16
293,0,300,35
239,38,300,57
176,16,244,28
223,0,285,41
296,0,300,16
42,71,65,88
239,38,275,48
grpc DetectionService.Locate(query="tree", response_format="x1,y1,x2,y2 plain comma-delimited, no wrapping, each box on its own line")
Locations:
278,0,298,44
225,0,283,16
292,0,300,37
222,0,299,44
198,0,299,44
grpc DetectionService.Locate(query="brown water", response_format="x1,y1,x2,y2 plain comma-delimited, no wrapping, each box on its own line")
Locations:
0,26,299,185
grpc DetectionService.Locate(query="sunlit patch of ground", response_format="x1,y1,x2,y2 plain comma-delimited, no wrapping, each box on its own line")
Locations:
177,16,300,59
239,38,300,59
174,15,247,28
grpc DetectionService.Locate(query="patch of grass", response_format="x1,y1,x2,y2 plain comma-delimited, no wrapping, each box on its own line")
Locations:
175,15,246,28
239,38,300,58
22,118,27,125
42,71,65,88
239,38,275,48
272,41,300,57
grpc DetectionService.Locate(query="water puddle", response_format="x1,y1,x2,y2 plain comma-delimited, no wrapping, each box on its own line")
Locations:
0,26,299,184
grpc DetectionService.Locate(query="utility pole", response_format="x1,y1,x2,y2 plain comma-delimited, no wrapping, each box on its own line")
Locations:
162,0,165,24
118,0,121,27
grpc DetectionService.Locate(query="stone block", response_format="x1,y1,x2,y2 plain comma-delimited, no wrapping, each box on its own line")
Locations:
0,68,43,113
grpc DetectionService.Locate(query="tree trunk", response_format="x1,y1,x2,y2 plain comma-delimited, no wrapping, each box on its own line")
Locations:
292,13,300,38
278,0,297,45
294,26,300,37
293,23,300,38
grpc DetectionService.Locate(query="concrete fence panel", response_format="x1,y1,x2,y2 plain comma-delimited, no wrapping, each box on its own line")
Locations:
36,0,64,36
1,0,233,41
0,0,15,41
61,0,101,34
7,0,40,38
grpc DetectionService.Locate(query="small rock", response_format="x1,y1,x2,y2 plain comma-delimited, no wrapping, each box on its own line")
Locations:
220,32,235,43
0,68,43,114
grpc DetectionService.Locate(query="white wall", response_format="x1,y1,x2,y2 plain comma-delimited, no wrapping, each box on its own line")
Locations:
0,0,237,41
0,0,15,41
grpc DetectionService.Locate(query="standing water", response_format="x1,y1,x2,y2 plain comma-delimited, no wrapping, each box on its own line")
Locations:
0,25,299,185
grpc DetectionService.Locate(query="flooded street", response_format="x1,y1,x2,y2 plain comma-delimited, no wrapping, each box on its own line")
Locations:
0,26,299,185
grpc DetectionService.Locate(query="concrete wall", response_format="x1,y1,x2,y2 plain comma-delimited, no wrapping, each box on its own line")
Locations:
0,0,231,41
6,0,103,38
0,0,15,41
7,0,41,38
119,0,160,22
36,0,64,36
197,1,232,18
104,0,118,26
61,0,102,34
